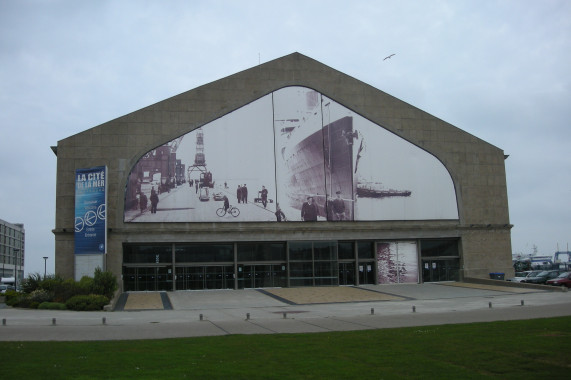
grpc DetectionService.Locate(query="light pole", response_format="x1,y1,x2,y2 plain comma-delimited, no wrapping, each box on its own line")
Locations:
14,248,19,290
43,257,48,279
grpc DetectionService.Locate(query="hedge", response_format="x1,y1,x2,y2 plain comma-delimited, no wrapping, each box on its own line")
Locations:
38,302,67,310
65,294,110,311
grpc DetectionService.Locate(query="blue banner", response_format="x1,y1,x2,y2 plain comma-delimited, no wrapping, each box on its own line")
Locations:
74,166,107,254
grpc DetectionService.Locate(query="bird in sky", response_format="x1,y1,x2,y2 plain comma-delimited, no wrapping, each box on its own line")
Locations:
383,54,395,61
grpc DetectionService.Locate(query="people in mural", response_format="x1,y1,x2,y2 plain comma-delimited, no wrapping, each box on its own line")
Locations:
237,185,242,203
301,197,318,221
275,203,286,222
242,184,248,203
223,195,229,212
331,191,346,221
260,186,268,208
139,192,148,213
150,187,159,214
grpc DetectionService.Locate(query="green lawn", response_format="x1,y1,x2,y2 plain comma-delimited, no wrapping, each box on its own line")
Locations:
3,316,569,379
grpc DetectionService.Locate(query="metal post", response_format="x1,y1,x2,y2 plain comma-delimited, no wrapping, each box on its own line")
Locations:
43,257,48,279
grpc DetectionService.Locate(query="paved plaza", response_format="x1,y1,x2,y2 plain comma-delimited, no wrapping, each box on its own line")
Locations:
1,282,570,341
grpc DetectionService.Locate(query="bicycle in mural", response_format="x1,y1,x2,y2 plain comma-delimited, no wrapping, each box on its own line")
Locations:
216,204,240,217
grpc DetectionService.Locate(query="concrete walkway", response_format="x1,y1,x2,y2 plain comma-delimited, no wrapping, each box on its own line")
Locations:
1,282,570,341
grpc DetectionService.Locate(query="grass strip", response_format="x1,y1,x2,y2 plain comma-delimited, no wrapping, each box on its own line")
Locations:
3,316,569,379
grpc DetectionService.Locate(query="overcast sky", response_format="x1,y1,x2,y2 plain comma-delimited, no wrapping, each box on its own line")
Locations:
1,0,569,275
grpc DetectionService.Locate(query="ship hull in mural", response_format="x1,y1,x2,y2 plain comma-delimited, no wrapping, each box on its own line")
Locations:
280,116,356,220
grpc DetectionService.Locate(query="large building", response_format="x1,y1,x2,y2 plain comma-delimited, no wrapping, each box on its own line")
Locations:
1,218,25,287
52,53,513,291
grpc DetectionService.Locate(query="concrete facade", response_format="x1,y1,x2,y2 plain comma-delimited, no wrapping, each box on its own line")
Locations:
1,219,25,285
52,52,513,283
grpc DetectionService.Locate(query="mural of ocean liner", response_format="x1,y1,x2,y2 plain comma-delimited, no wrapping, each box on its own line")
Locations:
279,116,357,220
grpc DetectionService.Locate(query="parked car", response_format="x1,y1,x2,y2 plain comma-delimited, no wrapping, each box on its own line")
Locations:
507,270,542,282
0,284,15,294
521,270,561,284
546,272,571,288
213,192,224,201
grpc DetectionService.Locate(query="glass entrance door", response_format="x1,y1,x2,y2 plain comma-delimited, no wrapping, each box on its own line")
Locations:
176,266,234,290
123,266,173,291
422,259,459,282
338,262,355,285
358,262,375,284
238,264,286,288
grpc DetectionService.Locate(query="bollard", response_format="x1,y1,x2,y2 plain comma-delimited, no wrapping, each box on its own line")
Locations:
246,313,250,320
283,312,287,319
199,314,203,321
371,308,374,315
412,305,416,313
102,317,106,325
52,318,56,325
2,318,6,326
521,300,524,306
489,302,492,309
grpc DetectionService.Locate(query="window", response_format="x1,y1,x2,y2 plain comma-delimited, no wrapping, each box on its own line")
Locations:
123,245,172,264
176,244,233,263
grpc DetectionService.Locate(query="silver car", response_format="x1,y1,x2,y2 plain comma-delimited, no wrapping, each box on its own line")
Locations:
506,270,542,282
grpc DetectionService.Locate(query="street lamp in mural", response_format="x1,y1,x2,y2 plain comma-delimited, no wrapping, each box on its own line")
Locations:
43,256,48,279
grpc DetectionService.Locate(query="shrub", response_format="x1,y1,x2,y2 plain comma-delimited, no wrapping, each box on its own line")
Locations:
38,302,67,310
28,289,53,304
52,278,84,303
21,272,43,293
39,274,67,293
35,275,82,302
6,292,35,308
14,269,117,309
92,268,118,299
4,290,24,306
79,276,94,294
66,294,109,311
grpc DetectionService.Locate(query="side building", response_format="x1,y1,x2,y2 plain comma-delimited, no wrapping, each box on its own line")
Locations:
0,219,25,288
52,53,513,291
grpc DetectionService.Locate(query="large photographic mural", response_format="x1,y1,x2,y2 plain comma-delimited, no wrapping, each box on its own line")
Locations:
124,87,458,223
